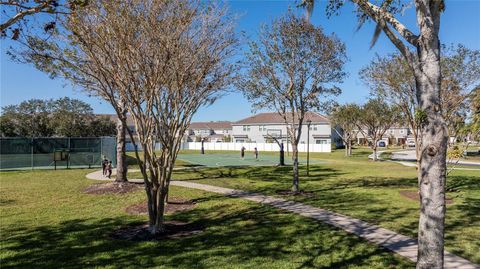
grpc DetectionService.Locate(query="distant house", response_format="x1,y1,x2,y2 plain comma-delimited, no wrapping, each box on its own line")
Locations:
355,125,412,146
186,121,232,142
231,112,341,147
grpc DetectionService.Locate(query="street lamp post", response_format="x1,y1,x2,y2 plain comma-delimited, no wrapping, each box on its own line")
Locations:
306,120,312,177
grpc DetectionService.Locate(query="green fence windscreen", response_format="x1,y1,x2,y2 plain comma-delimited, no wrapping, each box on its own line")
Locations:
0,137,116,170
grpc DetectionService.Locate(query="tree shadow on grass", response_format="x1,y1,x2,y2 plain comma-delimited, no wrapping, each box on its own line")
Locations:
446,175,480,192
174,165,345,187
1,200,414,269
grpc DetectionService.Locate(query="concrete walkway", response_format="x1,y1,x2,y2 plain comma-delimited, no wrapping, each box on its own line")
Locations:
369,151,480,171
85,170,479,269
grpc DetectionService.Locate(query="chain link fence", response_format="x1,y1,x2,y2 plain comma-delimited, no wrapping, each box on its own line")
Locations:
0,137,116,170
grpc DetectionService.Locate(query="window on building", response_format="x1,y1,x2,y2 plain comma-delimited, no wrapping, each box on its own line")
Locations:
390,129,394,134
243,126,250,132
400,130,404,134
316,139,327,144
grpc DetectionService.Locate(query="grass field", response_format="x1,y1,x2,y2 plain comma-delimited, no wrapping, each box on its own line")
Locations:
0,168,414,268
170,149,480,264
1,148,478,267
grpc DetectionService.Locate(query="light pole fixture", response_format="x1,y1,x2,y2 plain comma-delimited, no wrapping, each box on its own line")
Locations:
306,119,312,176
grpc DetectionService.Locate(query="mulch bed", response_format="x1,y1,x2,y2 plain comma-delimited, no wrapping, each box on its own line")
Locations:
110,221,203,241
399,190,453,204
275,190,315,197
125,197,196,215
84,182,143,195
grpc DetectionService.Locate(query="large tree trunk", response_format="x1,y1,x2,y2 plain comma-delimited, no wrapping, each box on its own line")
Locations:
115,116,128,183
291,144,299,192
415,11,447,268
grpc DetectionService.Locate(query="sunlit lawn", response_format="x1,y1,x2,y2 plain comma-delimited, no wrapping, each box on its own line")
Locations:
169,148,480,264
0,168,415,268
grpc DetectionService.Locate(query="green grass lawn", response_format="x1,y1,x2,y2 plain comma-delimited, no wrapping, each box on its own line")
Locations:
169,148,480,264
0,168,415,268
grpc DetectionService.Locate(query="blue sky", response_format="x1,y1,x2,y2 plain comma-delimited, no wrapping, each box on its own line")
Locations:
1,0,479,121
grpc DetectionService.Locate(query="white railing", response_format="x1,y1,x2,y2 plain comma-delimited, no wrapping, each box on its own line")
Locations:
181,142,331,153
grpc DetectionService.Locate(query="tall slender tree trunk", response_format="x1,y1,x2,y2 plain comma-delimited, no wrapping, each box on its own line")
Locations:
291,144,299,192
415,21,447,269
154,187,168,233
344,143,349,156
372,145,378,161
348,140,353,156
115,115,128,183
279,142,285,166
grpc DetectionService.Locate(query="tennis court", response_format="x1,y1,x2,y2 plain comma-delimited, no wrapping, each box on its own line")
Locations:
177,152,325,167
0,137,116,171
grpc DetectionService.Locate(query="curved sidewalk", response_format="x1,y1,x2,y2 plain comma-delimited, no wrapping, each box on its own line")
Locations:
369,151,480,171
86,169,480,269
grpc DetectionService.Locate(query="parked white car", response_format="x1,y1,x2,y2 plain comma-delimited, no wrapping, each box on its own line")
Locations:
407,140,416,147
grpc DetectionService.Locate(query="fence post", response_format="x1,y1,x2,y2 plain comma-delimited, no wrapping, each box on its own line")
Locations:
31,137,34,170
100,137,103,166
67,137,70,169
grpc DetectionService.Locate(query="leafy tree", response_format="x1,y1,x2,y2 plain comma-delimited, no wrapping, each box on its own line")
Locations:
330,103,360,156
237,12,346,193
49,97,94,137
1,99,54,137
299,0,454,264
360,45,480,156
28,0,238,234
16,1,131,183
463,87,480,142
88,117,116,137
356,99,401,161
0,115,18,137
440,45,480,143
0,97,115,137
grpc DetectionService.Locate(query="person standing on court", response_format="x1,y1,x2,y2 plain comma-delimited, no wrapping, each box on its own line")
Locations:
241,146,245,159
107,161,113,179
254,147,258,160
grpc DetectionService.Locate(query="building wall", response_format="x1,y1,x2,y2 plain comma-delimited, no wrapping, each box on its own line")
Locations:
182,141,331,152
213,128,232,136
232,123,333,145
355,127,411,145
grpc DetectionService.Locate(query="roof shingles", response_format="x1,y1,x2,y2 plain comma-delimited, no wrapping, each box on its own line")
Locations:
234,112,329,125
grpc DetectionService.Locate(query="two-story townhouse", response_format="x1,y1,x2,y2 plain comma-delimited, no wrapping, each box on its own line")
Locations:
187,121,232,142
231,112,341,146
355,125,412,146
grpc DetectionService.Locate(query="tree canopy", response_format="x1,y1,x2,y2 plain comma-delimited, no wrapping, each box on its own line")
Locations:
237,12,346,192
0,97,116,137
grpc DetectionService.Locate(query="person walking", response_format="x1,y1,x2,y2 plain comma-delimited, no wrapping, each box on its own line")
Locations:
254,147,259,160
102,157,109,176
107,161,113,179
241,146,245,159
